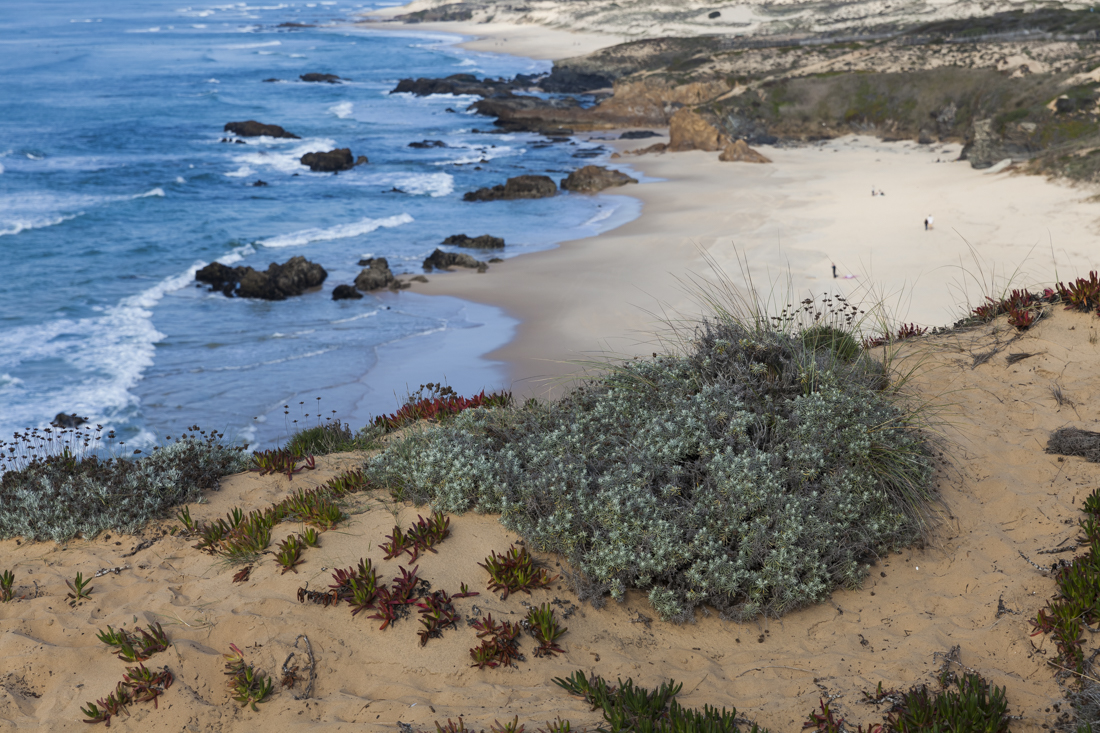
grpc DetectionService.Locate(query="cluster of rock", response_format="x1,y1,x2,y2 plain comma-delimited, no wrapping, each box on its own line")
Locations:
423,249,489,272
300,73,347,83
560,165,637,193
463,175,557,202
408,140,448,149
196,256,327,300
442,234,504,249
300,148,368,172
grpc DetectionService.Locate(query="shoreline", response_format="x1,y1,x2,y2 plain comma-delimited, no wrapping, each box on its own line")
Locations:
416,132,1100,398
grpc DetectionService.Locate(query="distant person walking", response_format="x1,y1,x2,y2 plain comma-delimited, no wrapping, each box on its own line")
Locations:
925,214,934,230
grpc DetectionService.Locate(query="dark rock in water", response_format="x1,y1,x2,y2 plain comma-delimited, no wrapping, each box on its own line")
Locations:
220,138,247,144
354,258,396,292
423,249,486,272
263,78,281,83
224,120,300,139
300,148,365,172
442,234,505,249
709,10,721,18
620,130,661,140
278,22,315,28
408,140,448,148
252,180,268,187
572,148,604,158
561,165,638,193
445,108,457,113
300,73,346,83
391,73,529,98
463,174,557,202
332,284,363,300
52,413,87,429
196,256,326,300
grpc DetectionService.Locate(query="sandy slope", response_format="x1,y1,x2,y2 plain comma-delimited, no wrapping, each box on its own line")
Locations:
364,0,1064,40
1,305,1098,732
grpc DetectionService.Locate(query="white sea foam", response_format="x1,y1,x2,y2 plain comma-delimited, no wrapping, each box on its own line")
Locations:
0,163,4,175
192,24,207,28
128,27,162,32
329,102,353,119
436,143,521,166
203,348,337,372
331,310,379,324
134,187,165,198
229,137,337,174
207,78,220,83
258,214,414,249
25,153,43,160
176,176,185,183
225,165,255,178
224,40,281,49
0,213,84,238
581,204,617,227
359,172,454,197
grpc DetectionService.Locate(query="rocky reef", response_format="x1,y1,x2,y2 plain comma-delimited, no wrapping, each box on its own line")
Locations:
441,234,505,249
223,121,299,139
560,165,638,193
463,175,557,202
300,149,368,172
195,256,327,300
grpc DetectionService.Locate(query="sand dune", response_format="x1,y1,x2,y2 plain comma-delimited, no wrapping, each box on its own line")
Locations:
2,305,1097,732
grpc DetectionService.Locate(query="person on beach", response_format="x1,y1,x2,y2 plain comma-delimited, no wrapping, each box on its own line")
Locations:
926,214,934,230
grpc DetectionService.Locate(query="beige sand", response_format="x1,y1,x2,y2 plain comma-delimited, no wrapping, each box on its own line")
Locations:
1,306,1097,732
356,15,628,61
416,134,1100,398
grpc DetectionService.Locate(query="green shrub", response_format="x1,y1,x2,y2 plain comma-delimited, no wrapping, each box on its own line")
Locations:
0,434,249,542
363,314,935,621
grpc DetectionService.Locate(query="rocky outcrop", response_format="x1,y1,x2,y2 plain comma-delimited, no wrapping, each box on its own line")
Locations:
354,258,396,292
669,108,730,152
196,256,327,300
470,77,728,134
423,249,488,272
300,149,368,172
391,73,525,97
300,73,345,83
442,234,505,249
718,140,772,163
332,284,363,300
409,140,447,148
538,66,615,93
463,175,557,202
51,413,87,428
223,120,299,139
620,130,661,139
960,118,1037,169
560,165,638,193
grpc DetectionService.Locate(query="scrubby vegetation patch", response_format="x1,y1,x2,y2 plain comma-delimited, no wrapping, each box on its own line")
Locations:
363,309,936,621
0,428,248,542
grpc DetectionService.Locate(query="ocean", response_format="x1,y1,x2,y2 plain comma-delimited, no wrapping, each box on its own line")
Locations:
0,0,641,450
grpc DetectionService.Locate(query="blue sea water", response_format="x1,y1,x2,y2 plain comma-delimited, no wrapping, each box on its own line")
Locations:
0,0,640,449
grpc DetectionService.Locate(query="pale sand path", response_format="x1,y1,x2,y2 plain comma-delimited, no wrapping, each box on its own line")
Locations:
1,309,1097,731
416,135,1100,398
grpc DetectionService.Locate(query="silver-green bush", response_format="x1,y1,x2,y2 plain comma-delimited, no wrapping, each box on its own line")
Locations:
364,317,935,621
0,436,249,542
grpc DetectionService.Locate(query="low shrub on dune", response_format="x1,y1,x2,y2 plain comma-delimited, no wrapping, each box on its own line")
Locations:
364,294,937,622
